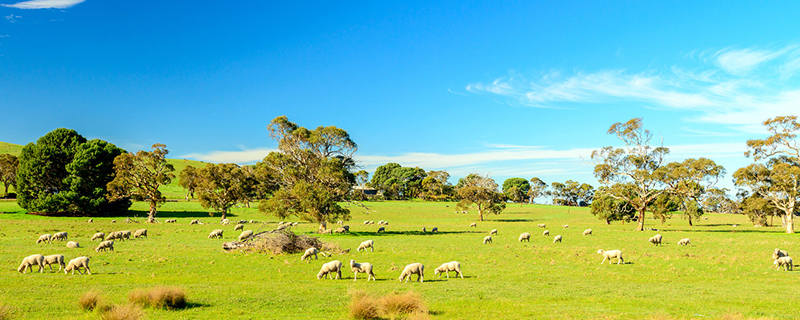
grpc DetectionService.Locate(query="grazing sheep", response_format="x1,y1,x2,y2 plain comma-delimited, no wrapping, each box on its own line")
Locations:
431,227,439,233
317,260,343,279
377,227,385,233
518,232,531,242
221,219,230,225
17,254,45,273
434,261,463,279
165,219,177,223
133,229,147,239
598,249,624,264
52,232,68,241
37,234,52,244
91,232,105,241
208,229,224,239
66,241,80,248
234,224,244,231
190,219,200,225
399,263,424,283
483,235,493,244
334,226,349,233
43,254,65,272
562,224,569,228
301,247,319,261
111,220,116,223
553,235,562,243
773,248,789,260
350,259,376,281
648,234,663,246
238,230,254,241
363,220,370,225
87,218,93,223
490,229,498,235
422,227,427,233
774,256,793,271
121,230,132,240
357,240,374,252
469,223,477,228
537,224,546,228
238,220,248,224
95,240,114,252
583,229,593,236
543,230,550,236
64,256,91,275
677,238,691,246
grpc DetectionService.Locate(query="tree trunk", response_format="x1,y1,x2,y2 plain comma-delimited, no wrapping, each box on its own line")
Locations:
148,201,157,223
478,208,484,221
687,214,693,226
221,210,227,220
636,208,645,231
3,184,8,197
786,212,794,233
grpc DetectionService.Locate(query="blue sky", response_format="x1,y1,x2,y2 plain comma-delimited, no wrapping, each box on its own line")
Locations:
2,1,800,188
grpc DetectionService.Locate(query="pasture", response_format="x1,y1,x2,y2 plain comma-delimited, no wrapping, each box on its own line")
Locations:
1,200,799,319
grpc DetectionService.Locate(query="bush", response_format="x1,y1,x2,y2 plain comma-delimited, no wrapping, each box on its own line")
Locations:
78,290,103,311
347,291,429,320
379,292,427,319
349,290,380,320
129,287,187,310
99,304,143,320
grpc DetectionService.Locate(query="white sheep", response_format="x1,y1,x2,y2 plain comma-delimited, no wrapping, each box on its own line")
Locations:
238,220,248,224
598,249,624,264
64,256,91,275
543,230,550,236
43,254,65,272
774,256,793,271
583,229,593,236
399,263,424,283
208,229,224,239
518,232,531,242
677,238,691,246
317,260,343,279
66,241,80,248
483,235,493,244
17,254,45,273
165,219,177,223
350,259,376,281
773,248,788,260
434,261,463,279
133,229,147,239
87,218,93,223
234,224,244,231
105,231,121,241
52,232,68,241
537,224,546,228
238,230,254,241
190,219,200,225
357,240,374,252
91,232,105,241
553,235,562,243
562,224,569,228
648,234,663,246
469,223,477,228
37,234,52,244
301,247,319,261
363,220,370,225
95,240,114,252
120,230,131,240
490,229,498,235
221,218,230,225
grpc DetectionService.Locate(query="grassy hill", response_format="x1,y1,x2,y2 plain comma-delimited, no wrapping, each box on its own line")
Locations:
0,141,204,199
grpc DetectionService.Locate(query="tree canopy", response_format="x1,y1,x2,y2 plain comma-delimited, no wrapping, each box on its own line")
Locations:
502,177,530,203
107,144,175,222
456,174,506,221
0,153,18,197
369,163,427,199
196,163,253,219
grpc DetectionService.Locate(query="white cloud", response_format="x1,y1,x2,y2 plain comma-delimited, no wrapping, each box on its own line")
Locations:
2,0,84,9
181,148,275,163
714,47,791,74
4,14,21,23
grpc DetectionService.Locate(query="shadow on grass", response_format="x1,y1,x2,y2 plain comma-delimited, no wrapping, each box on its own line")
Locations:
491,218,534,222
335,230,482,237
669,229,784,234
126,210,238,219
183,302,211,310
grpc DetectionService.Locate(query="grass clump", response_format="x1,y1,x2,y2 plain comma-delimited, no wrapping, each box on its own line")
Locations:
78,290,103,311
0,304,15,320
99,304,143,320
348,290,428,320
349,290,381,320
129,286,187,310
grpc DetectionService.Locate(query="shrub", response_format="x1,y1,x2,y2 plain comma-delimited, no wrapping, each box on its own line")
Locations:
99,304,143,320
78,290,103,311
129,287,187,310
379,292,427,319
347,291,429,320
349,290,380,320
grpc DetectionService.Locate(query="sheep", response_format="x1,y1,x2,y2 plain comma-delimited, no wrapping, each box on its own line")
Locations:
301,247,319,261
483,235,493,244
774,256,793,271
598,249,624,264
190,219,200,225
431,227,439,233
165,219,177,223
91,232,105,241
334,226,349,233
469,223,477,228
120,230,132,240
543,230,550,236
43,254,65,272
64,256,91,275
66,241,80,248
350,259,376,281
238,230,254,241
518,232,531,242
238,220,248,224
125,218,135,224
111,220,116,223
422,227,427,233
208,229,224,239
677,238,691,246
434,261,463,279
399,263,424,283
37,234,52,244
583,229,593,236
317,260,343,279
221,219,230,225
17,254,45,273
234,224,244,231
490,229,498,235
105,231,122,241
292,222,299,226
773,248,789,260
363,220,370,225
357,240,375,252
648,234,663,246
133,229,147,239
87,218,93,223
537,224,546,228
52,232,68,241
377,227,385,233
562,224,569,228
553,235,562,243
95,240,114,252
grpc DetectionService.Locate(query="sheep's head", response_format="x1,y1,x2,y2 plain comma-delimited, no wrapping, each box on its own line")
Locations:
17,263,25,272
597,249,604,254
350,260,356,267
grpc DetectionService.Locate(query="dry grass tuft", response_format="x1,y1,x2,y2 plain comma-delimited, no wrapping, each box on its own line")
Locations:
720,314,774,320
379,291,428,319
99,304,143,320
349,290,381,320
0,304,15,320
129,287,187,310
348,290,429,320
78,290,103,311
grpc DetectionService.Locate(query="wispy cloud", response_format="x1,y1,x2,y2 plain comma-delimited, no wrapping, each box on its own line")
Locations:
2,0,84,9
181,148,275,163
467,44,800,133
4,14,21,23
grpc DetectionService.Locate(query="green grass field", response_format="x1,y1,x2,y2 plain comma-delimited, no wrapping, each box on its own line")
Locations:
1,199,799,319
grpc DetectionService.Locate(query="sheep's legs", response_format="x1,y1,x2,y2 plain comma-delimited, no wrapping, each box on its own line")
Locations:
459,271,464,279
353,272,358,281
617,258,623,265
600,257,607,264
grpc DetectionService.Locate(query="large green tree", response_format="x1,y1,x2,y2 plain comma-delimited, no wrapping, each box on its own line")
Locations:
178,165,201,200
421,170,453,201
502,177,530,203
0,153,18,197
369,163,427,199
527,177,548,204
591,185,637,224
455,174,506,221
16,129,128,215
550,180,594,207
107,144,175,222
196,163,251,220
258,116,357,232
657,158,725,226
